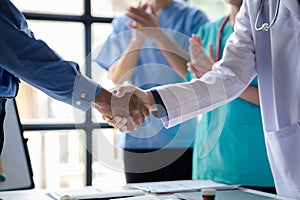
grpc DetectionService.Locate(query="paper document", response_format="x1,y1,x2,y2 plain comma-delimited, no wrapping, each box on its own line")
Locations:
127,180,239,194
48,186,145,200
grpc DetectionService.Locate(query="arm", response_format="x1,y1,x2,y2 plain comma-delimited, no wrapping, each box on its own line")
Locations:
188,34,260,106
113,1,257,130
0,0,149,133
0,0,97,110
107,3,148,84
239,86,260,106
108,35,144,84
152,29,190,78
157,1,257,127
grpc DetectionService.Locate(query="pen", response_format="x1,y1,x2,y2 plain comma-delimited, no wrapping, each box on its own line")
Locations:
60,189,145,200
78,196,134,200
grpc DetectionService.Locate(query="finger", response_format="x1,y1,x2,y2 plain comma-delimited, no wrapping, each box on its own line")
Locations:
141,105,150,118
128,103,145,126
115,116,128,128
130,114,145,128
125,22,137,29
120,121,135,133
102,115,112,122
149,3,156,16
141,2,148,10
131,113,145,130
193,34,202,45
115,85,137,97
187,63,201,78
106,118,117,127
189,42,200,62
189,37,201,54
126,8,149,25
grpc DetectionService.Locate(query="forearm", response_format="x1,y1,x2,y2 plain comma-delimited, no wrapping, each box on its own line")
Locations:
108,38,144,84
239,85,260,106
153,30,189,78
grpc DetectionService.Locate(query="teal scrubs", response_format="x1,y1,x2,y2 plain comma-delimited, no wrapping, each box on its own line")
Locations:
188,17,274,187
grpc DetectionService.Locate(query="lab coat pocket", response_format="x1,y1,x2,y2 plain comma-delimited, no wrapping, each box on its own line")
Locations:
264,122,300,198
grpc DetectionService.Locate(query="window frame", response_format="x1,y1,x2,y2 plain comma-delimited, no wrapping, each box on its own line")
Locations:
21,0,113,186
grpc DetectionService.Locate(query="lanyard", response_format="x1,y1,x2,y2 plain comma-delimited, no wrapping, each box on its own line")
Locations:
216,15,230,61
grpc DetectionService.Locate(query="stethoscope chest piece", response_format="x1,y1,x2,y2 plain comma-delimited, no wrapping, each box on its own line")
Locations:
255,0,281,32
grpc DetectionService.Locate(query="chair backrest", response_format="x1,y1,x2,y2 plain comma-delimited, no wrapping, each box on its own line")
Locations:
0,99,34,191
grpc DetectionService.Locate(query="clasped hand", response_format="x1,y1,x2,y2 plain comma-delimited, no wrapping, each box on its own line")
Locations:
92,85,154,132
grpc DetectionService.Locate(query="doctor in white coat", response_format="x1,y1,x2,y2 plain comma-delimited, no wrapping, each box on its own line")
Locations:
110,0,300,198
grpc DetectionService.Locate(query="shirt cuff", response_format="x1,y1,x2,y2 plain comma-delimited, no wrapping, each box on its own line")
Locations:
72,74,101,111
150,89,168,118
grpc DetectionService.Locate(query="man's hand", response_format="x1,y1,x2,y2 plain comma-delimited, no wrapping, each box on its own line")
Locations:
102,84,156,132
187,34,215,78
92,87,150,132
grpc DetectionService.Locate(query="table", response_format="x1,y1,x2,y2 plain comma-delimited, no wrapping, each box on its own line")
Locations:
0,188,297,200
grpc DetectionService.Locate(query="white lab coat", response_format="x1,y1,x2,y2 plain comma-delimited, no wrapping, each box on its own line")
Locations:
155,0,300,198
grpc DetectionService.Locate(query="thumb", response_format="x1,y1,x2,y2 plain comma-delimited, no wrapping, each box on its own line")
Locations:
149,3,156,15
115,84,138,98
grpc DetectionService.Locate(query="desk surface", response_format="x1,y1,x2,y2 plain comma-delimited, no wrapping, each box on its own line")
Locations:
0,188,296,200
0,189,52,200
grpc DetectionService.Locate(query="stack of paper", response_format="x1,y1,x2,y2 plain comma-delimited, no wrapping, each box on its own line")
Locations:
127,180,239,194
48,186,145,200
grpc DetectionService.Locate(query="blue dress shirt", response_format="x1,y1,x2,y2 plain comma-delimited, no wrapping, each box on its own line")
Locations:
0,0,100,110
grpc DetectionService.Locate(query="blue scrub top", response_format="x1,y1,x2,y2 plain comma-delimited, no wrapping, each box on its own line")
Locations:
97,0,208,149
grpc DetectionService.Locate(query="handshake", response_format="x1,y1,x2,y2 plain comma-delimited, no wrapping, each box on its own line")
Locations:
92,84,157,132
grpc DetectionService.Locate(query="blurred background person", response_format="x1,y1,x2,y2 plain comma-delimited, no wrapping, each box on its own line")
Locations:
96,0,208,183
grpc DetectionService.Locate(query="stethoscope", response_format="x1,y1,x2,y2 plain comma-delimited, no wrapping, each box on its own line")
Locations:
255,0,281,31
216,15,230,61
216,0,281,57
199,0,282,158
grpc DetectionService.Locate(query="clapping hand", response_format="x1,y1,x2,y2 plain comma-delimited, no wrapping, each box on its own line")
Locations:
125,2,163,41
187,34,215,78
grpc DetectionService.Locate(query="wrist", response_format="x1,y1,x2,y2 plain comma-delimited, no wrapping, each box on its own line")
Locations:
148,90,168,118
93,88,111,109
145,90,157,111
131,35,145,46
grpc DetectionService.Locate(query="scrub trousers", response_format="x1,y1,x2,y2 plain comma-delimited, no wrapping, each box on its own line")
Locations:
123,148,193,183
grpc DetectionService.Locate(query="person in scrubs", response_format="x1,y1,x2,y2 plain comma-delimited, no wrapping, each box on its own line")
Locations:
96,0,208,183
0,0,148,154
110,0,300,198
182,0,274,193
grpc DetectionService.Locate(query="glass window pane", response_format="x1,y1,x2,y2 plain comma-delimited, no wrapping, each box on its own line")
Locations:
189,0,228,21
91,0,139,18
91,23,115,123
24,130,86,189
11,0,84,15
92,129,125,187
28,21,85,66
16,21,85,124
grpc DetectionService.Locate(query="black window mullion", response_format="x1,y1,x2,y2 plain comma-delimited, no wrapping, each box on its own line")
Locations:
84,0,93,186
